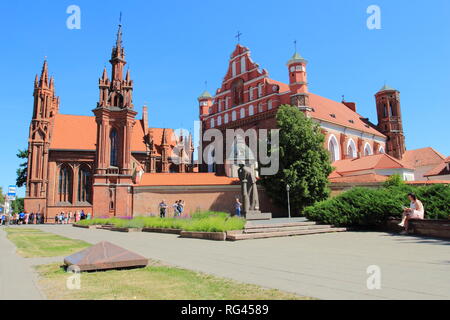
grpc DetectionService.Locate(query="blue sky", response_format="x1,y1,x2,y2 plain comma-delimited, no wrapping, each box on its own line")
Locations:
1,0,449,197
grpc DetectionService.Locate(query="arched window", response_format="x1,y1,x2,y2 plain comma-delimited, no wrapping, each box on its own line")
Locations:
258,83,263,98
249,105,254,116
240,56,246,73
207,147,216,173
232,61,237,77
217,115,222,126
240,108,245,119
347,139,357,158
268,100,273,110
224,113,229,124
328,135,340,162
78,166,91,203
232,111,237,121
249,86,253,100
231,79,244,106
379,146,385,154
58,165,73,203
258,103,263,113
364,143,373,156
210,118,215,128
218,99,222,112
110,128,119,167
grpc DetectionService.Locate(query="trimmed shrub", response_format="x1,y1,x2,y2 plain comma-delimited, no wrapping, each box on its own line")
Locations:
304,184,450,227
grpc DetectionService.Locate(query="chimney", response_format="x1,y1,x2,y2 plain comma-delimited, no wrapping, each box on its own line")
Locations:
342,101,357,112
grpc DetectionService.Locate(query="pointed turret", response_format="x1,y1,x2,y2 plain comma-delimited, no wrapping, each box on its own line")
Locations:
39,60,49,88
49,76,55,91
161,128,169,146
101,67,108,81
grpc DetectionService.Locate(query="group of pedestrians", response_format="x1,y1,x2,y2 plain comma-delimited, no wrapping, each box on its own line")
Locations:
158,200,185,218
0,211,45,226
54,210,90,224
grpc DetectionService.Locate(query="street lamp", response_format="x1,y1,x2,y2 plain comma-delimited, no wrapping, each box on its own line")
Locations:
286,184,291,219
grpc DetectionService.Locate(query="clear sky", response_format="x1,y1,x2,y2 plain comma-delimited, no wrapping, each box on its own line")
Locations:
1,0,449,197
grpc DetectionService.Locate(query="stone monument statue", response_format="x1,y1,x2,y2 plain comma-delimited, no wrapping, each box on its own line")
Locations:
238,164,271,220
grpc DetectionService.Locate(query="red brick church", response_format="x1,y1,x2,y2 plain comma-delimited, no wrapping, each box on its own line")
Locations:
198,44,412,181
24,24,195,219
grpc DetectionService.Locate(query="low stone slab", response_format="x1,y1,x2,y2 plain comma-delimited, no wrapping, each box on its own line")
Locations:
142,228,182,235
64,241,148,272
110,227,143,233
180,231,226,241
73,224,97,229
409,220,450,239
227,227,347,241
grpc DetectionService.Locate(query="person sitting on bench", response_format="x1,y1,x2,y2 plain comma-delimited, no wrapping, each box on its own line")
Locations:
399,193,424,234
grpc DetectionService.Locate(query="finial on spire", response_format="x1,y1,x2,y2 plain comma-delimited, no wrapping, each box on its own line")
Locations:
294,40,297,53
116,12,123,48
235,31,243,44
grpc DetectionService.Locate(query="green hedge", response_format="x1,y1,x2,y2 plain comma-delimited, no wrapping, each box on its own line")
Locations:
304,184,450,227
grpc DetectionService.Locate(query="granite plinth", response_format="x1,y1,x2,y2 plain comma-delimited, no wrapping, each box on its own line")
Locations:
245,211,272,221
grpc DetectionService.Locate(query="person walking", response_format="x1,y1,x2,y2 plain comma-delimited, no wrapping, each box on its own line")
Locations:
235,198,242,217
173,200,180,217
159,200,168,218
18,211,25,225
178,200,185,217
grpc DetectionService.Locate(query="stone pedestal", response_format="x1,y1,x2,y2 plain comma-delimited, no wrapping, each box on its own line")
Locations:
245,210,272,221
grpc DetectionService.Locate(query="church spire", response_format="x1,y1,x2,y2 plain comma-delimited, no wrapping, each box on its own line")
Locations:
39,60,49,88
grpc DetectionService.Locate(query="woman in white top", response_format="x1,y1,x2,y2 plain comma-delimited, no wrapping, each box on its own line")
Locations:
399,193,425,233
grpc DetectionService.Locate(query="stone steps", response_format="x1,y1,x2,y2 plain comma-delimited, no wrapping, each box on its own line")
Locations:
244,224,331,234
227,227,347,241
245,221,317,229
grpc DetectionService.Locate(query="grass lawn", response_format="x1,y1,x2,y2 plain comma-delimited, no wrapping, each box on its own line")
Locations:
36,262,311,300
5,228,90,258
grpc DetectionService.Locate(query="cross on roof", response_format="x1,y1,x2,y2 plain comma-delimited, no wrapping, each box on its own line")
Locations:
235,31,243,44
294,40,297,53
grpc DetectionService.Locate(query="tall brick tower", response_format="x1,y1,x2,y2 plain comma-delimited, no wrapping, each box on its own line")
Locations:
375,85,406,159
287,51,311,114
92,23,137,217
25,60,60,214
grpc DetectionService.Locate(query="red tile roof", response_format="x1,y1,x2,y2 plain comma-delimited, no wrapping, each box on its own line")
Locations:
402,147,446,168
332,153,413,175
50,114,97,150
266,77,385,137
423,161,450,177
50,114,174,156
136,173,239,186
308,93,384,137
330,173,388,183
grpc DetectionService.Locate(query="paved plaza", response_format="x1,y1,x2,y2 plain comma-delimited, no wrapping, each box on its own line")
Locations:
1,225,449,300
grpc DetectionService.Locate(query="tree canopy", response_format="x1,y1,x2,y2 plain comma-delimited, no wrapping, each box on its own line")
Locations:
16,149,28,188
261,105,333,214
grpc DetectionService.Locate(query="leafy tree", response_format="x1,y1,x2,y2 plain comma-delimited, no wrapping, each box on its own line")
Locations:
11,198,24,214
0,187,4,205
261,105,333,214
16,149,28,188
